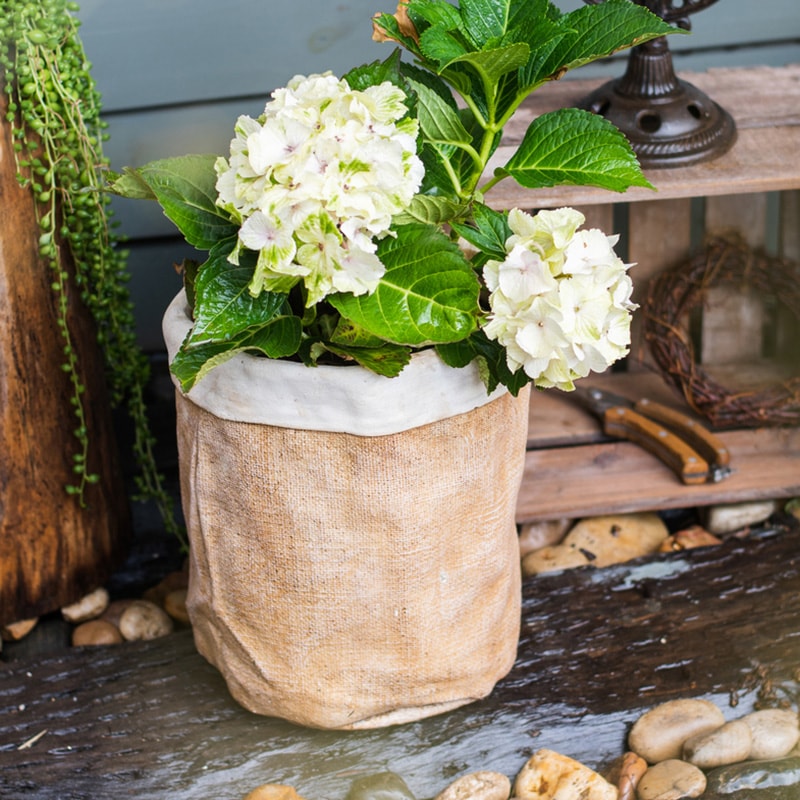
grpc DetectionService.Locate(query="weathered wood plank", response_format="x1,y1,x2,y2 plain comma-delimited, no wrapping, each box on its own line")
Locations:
1,526,798,800
701,194,769,365
626,197,693,368
486,65,800,211
517,428,799,522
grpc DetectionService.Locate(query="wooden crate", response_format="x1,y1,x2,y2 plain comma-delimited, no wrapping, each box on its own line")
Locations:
500,65,800,523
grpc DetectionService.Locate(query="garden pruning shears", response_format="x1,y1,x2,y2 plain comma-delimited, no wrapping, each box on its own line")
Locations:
571,386,733,485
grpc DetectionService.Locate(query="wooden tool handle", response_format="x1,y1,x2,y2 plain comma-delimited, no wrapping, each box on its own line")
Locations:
603,406,710,485
633,398,731,468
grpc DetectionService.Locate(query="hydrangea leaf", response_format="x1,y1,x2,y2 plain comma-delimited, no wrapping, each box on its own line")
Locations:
437,330,529,395
499,108,654,192
449,202,511,263
324,342,413,377
188,245,289,344
406,76,473,147
171,315,302,392
545,0,684,77
329,223,480,346
343,49,404,92
393,195,468,226
442,42,531,87
406,0,463,34
109,155,236,250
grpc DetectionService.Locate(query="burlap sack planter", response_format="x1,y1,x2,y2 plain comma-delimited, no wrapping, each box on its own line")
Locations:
163,291,529,730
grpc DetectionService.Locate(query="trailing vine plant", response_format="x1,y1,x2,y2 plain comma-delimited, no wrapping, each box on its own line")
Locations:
0,0,183,546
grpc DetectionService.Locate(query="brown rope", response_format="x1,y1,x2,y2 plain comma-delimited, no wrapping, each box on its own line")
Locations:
642,235,800,429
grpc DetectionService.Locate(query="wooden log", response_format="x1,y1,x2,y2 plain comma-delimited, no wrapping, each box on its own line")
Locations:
0,524,798,800
0,97,130,625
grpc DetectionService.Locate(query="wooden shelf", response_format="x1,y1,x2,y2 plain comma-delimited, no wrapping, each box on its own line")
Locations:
516,372,800,522
486,64,800,210
502,63,800,523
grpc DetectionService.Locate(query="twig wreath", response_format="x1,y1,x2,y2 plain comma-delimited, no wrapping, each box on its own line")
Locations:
643,235,800,429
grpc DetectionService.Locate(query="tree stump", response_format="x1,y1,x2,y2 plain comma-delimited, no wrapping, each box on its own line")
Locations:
0,96,130,625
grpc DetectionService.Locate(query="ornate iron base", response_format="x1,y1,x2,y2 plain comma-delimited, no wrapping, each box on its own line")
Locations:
578,37,737,169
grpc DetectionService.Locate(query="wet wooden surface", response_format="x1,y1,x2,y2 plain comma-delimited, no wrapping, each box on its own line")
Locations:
1,520,799,800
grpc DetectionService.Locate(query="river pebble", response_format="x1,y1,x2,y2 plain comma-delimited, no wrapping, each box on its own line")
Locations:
628,699,726,763
682,719,752,768
518,519,571,558
61,587,109,623
164,588,191,625
242,785,307,800
522,544,590,576
603,751,647,800
741,709,800,760
514,749,616,800
71,619,124,647
1,617,38,641
703,500,779,535
118,599,174,641
637,759,706,800
434,771,510,800
561,513,668,567
345,772,416,800
704,755,800,796
658,525,722,553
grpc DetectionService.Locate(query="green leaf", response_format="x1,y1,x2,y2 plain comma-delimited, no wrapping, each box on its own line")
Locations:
499,107,653,192
443,42,530,88
393,194,468,226
344,49,404,91
189,245,289,344
407,76,473,148
372,13,423,56
117,155,237,250
325,342,413,377
330,318,386,348
407,0,463,33
449,203,510,262
545,0,683,78
517,24,569,90
437,329,529,395
105,168,157,200
459,0,509,45
171,315,302,392
329,223,480,346
419,24,470,66
178,258,201,311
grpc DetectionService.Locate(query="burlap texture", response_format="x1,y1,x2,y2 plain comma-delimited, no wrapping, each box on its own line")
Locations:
176,383,529,730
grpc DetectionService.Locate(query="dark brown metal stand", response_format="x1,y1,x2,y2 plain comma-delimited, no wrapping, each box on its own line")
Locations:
578,0,737,168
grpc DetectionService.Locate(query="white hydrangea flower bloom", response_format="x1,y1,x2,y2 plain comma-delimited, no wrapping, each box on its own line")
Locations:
214,72,423,302
482,207,636,391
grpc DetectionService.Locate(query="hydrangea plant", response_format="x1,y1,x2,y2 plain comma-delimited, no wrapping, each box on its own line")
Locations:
108,0,679,394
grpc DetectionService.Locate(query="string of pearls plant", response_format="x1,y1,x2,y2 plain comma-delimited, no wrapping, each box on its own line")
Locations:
0,0,182,545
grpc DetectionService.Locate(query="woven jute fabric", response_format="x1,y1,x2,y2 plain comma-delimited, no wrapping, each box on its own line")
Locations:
176,384,529,730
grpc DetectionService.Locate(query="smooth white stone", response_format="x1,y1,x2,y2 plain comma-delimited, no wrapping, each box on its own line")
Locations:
703,500,779,535
637,759,706,800
434,771,510,800
629,699,726,764
683,719,752,768
741,708,800,760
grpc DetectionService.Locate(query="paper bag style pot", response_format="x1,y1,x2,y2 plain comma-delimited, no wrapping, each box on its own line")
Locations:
163,290,528,729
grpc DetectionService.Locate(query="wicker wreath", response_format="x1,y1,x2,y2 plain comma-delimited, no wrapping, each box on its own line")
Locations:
643,235,800,429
